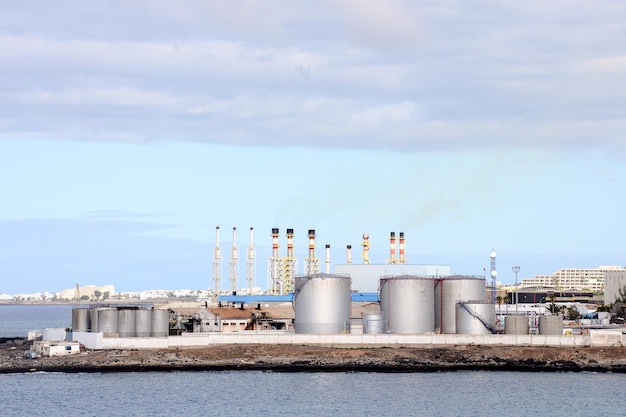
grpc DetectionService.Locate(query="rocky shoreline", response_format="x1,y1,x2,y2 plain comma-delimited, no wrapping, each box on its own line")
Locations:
1,338,625,373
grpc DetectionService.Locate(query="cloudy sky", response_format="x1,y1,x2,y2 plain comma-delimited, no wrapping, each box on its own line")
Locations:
1,1,625,294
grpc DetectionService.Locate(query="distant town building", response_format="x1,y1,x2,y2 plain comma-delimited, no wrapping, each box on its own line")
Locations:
59,284,115,300
604,269,626,305
521,266,625,293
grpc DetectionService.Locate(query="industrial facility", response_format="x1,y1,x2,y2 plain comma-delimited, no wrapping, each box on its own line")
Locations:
58,228,626,350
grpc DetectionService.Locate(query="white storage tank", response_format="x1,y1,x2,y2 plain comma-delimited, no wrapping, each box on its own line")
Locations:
362,312,386,335
72,308,90,332
97,308,119,335
152,309,169,337
539,315,563,335
505,315,529,335
455,302,496,334
435,276,486,334
135,309,153,337
294,273,351,334
118,309,137,337
379,276,434,334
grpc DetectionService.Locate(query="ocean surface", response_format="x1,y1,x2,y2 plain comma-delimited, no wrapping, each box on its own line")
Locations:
1,305,624,416
0,304,72,337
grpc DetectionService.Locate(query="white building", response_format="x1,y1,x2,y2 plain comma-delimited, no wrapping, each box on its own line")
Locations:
521,266,625,293
31,340,80,357
604,269,626,305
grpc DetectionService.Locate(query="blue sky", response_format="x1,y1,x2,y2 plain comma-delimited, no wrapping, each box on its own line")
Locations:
1,1,625,293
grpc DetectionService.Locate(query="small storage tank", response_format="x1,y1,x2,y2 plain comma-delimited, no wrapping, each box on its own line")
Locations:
97,308,119,335
118,309,137,337
379,276,434,334
135,309,153,337
505,315,529,335
152,309,169,337
455,302,496,334
435,276,486,334
294,273,351,334
362,312,385,334
72,308,91,332
539,315,563,335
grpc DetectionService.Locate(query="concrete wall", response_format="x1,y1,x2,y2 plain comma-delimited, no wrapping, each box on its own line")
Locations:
73,329,625,350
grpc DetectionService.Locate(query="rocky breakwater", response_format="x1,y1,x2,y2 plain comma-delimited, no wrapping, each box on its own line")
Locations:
1,339,625,373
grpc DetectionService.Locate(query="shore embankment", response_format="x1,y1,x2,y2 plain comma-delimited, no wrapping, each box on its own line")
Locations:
1,338,625,373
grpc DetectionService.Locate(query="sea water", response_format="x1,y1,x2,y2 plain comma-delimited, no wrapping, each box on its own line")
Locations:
1,305,624,416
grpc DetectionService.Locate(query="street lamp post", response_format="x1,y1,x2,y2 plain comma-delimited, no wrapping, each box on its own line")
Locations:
512,266,520,314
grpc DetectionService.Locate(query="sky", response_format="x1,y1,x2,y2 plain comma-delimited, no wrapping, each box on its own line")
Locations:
1,1,626,294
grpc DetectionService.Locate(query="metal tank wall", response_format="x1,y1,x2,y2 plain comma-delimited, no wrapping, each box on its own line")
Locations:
379,276,434,334
90,307,109,333
118,309,137,337
135,309,153,337
72,308,91,332
455,302,495,335
434,276,486,334
152,309,170,337
505,315,529,335
97,308,119,334
362,312,385,334
538,315,563,335
294,273,351,334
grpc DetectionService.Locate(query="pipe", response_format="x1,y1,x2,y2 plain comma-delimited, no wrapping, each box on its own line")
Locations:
346,245,352,265
325,244,331,274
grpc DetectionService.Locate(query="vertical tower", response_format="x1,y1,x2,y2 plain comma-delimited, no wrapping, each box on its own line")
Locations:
490,249,497,304
346,245,352,265
212,227,221,300
304,229,320,275
282,228,297,294
361,234,371,264
325,244,331,274
229,227,238,293
246,227,256,293
268,228,281,294
399,232,407,264
387,232,397,264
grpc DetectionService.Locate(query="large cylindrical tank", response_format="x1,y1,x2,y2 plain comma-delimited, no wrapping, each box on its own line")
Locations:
379,276,434,334
362,312,385,334
97,308,119,334
294,273,351,334
72,308,91,332
152,309,169,337
118,309,137,337
455,302,495,334
539,315,563,335
505,315,529,335
90,307,109,333
434,276,486,334
135,309,153,337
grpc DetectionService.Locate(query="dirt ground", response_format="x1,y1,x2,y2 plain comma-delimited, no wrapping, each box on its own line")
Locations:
1,338,625,373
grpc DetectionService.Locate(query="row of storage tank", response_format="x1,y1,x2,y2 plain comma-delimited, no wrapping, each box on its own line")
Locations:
72,307,169,337
294,274,563,335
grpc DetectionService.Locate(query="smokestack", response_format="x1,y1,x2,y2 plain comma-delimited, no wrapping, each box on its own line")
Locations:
308,229,316,259
346,245,352,265
389,232,396,264
287,228,294,258
271,228,280,258
325,244,331,274
399,232,406,264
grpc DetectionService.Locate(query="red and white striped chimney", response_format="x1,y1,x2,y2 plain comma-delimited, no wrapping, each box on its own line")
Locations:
308,229,316,259
271,228,280,258
399,232,406,264
389,232,397,264
287,228,294,258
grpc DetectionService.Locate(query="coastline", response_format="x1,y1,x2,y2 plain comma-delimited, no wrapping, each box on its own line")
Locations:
1,340,625,374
